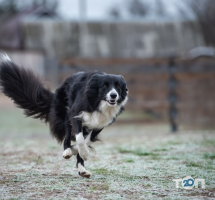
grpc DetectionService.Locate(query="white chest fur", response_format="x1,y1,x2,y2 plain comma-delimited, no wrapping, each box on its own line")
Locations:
75,100,122,130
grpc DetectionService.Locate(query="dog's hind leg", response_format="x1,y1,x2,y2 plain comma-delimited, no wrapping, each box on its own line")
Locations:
76,153,92,178
63,116,73,159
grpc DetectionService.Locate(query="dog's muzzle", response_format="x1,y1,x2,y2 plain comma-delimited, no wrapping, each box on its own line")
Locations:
106,89,119,106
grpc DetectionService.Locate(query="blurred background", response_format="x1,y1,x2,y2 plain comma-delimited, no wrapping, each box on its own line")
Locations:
1,2,215,198
0,0,215,130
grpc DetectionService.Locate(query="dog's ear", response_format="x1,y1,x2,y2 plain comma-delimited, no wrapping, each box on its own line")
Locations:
119,75,128,92
84,74,102,99
89,74,101,85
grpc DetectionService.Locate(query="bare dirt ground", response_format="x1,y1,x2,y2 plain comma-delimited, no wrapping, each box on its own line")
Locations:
0,104,215,199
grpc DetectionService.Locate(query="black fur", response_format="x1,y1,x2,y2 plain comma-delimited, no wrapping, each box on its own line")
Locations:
0,60,53,122
49,71,127,144
0,56,128,177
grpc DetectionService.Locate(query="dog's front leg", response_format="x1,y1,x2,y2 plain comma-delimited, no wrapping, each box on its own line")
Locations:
76,153,92,178
69,131,93,155
69,129,103,156
76,132,92,178
72,118,89,161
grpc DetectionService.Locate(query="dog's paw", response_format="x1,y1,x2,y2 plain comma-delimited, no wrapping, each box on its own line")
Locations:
79,170,92,178
77,143,89,161
63,148,72,159
78,163,92,178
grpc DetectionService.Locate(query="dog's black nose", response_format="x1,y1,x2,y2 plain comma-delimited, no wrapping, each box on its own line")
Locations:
110,93,117,99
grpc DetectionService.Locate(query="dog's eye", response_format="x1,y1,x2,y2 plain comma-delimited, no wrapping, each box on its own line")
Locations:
103,84,107,88
117,84,120,89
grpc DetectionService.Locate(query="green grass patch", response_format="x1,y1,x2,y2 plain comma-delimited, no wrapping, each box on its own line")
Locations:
166,141,181,145
91,168,118,176
203,152,215,159
124,158,134,163
117,147,159,157
89,184,109,191
200,139,215,147
153,148,168,152
186,161,203,168
13,175,25,183
92,168,109,174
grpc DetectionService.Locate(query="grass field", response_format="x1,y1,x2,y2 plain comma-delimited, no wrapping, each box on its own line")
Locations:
0,107,215,200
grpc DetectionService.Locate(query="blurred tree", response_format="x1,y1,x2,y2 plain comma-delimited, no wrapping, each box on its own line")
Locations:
155,0,165,17
109,7,121,19
0,0,18,15
0,0,58,16
183,0,215,46
0,0,59,50
127,0,149,17
32,0,39,8
42,0,58,11
108,0,150,19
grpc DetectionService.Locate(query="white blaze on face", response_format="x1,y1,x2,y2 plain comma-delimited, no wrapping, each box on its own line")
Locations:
106,88,119,101
106,88,119,107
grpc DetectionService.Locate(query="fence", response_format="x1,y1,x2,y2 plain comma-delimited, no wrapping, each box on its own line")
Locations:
22,20,204,59
59,57,215,128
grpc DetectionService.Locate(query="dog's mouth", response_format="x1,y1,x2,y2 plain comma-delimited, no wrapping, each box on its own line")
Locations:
107,99,117,106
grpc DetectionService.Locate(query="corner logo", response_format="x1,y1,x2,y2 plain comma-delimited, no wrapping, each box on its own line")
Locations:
173,176,205,190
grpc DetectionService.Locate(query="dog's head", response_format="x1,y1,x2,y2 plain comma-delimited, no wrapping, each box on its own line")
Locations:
86,73,128,108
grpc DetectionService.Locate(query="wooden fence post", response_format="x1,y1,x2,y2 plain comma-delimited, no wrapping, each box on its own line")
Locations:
168,57,178,132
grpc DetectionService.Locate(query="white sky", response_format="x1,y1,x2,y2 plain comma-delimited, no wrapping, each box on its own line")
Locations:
57,0,190,21
0,0,191,21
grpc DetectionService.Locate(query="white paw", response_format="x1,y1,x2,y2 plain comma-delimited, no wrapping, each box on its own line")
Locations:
63,148,72,159
79,170,92,178
77,143,89,161
78,164,92,178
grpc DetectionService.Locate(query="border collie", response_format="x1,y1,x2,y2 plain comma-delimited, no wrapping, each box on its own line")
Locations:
0,54,128,178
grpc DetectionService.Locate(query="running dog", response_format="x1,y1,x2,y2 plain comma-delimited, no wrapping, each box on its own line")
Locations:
0,54,128,178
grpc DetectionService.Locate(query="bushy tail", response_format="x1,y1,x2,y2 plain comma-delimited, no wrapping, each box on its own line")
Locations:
0,53,53,122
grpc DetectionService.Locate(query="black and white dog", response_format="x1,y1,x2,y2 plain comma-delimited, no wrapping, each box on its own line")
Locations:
0,54,128,178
